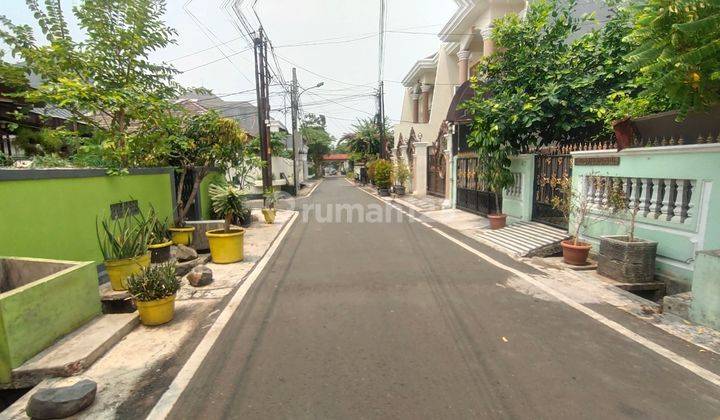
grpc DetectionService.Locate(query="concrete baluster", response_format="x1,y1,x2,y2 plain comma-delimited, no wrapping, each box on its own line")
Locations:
639,178,651,217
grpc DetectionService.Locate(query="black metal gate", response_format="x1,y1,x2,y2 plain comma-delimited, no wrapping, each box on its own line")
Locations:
455,155,500,216
532,153,571,229
427,144,446,197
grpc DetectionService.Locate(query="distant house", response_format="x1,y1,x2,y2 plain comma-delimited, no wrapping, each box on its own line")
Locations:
0,72,78,158
177,92,286,139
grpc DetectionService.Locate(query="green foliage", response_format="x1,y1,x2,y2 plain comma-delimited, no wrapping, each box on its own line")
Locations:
301,113,333,177
373,159,392,189
0,0,184,169
247,132,292,159
30,153,73,168
340,117,391,161
263,187,279,210
366,159,377,184
169,110,249,226
147,206,170,245
209,181,246,232
463,0,646,152
394,162,410,185
126,263,180,302
626,0,720,116
96,208,151,261
0,151,12,167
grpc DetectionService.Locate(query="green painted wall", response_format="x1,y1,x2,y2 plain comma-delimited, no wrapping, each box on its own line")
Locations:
690,250,720,330
0,258,100,383
0,169,174,263
199,171,225,220
570,146,720,284
502,155,535,222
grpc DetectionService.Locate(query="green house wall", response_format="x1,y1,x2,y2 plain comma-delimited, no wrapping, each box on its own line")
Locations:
570,145,720,286
0,168,175,263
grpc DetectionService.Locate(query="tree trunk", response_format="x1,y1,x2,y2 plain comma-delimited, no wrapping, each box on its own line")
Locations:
494,190,501,215
224,212,233,233
177,166,208,227
174,168,187,226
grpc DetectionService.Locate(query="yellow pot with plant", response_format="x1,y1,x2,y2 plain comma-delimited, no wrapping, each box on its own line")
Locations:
207,182,246,264
169,226,195,246
262,187,278,224
97,209,153,291
127,263,181,326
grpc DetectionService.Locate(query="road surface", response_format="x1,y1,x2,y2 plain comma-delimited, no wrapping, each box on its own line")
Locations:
166,177,720,419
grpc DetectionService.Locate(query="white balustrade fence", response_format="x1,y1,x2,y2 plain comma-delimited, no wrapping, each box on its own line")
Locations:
583,176,695,225
505,172,523,198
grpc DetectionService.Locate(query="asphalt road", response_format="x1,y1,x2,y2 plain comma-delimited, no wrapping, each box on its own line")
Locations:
167,177,720,419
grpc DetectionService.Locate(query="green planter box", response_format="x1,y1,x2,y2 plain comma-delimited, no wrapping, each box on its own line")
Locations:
0,257,101,384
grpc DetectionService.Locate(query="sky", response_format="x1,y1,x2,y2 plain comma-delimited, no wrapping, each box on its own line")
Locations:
1,0,456,139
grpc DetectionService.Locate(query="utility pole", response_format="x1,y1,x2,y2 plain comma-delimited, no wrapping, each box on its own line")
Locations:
378,81,387,159
291,68,299,195
253,27,272,191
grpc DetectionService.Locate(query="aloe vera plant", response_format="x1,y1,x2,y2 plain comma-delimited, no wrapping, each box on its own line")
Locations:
126,263,180,302
96,209,151,261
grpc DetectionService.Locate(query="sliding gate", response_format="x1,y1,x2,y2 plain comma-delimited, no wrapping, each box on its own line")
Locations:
455,155,500,216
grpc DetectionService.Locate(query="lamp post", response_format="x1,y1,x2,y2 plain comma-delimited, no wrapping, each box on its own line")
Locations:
291,67,324,194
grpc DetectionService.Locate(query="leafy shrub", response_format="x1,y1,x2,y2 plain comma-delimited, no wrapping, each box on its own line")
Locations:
0,152,12,167
126,263,180,302
366,160,377,184
373,159,392,189
148,206,170,245
626,0,720,116
394,162,410,185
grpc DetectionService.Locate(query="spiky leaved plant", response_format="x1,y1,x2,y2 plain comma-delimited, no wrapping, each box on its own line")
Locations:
96,208,151,261
209,181,246,233
126,263,180,302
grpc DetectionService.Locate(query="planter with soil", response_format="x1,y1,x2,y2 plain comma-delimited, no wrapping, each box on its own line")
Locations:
378,188,390,197
597,235,657,283
561,240,592,266
147,240,173,263
488,213,507,230
393,185,406,196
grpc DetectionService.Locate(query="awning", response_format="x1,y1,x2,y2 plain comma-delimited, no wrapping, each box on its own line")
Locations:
446,80,475,123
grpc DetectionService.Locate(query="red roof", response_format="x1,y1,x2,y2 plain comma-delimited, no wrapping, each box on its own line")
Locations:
322,153,350,161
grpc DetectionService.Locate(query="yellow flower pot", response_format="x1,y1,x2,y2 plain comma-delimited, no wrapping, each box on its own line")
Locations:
262,208,276,224
105,253,151,291
135,295,176,326
169,226,195,245
206,228,244,264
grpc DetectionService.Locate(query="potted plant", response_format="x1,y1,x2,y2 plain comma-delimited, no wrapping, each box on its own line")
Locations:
552,177,593,265
262,188,278,224
168,111,248,245
597,183,658,282
147,207,173,263
366,160,377,186
393,162,410,195
374,159,392,196
481,146,514,230
207,182,246,264
96,210,151,291
126,263,181,326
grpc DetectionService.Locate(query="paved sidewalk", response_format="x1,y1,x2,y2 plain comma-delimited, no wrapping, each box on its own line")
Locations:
3,210,296,420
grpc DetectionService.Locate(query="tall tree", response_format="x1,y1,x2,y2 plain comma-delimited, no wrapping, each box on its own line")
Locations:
300,113,332,177
0,0,184,168
340,117,391,161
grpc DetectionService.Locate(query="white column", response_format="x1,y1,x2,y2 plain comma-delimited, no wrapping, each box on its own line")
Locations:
421,84,433,123
414,141,429,197
442,130,453,208
481,27,495,57
411,92,420,124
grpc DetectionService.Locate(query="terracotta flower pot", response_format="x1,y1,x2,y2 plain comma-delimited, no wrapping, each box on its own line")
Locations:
561,239,592,266
488,214,507,230
612,117,634,151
